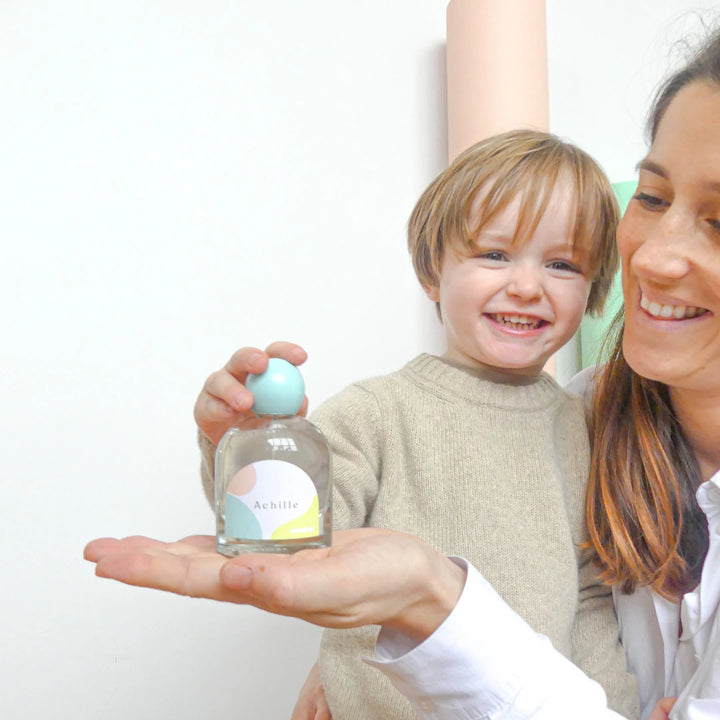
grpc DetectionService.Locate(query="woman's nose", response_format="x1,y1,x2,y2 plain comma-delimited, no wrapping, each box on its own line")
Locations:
629,211,692,282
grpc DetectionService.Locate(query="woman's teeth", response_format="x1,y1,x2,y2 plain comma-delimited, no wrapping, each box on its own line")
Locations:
491,314,543,329
640,293,707,319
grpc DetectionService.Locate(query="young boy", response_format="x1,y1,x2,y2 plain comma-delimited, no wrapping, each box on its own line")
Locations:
195,130,638,720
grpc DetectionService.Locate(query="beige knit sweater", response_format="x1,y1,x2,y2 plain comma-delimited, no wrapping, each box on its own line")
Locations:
200,354,638,720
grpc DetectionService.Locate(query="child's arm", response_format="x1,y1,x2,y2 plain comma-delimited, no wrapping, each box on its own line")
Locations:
308,383,384,529
570,549,640,719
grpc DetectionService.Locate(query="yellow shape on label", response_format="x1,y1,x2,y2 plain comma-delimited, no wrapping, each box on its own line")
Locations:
272,496,320,540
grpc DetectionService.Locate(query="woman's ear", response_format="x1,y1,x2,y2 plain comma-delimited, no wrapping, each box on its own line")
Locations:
423,284,440,302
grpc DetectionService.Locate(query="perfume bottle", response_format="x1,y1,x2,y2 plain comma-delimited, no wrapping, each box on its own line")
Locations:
215,358,332,556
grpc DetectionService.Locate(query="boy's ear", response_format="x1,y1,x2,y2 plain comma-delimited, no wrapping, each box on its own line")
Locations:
423,284,440,302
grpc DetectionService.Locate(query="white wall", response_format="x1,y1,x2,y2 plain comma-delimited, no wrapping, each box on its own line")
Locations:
2,2,715,718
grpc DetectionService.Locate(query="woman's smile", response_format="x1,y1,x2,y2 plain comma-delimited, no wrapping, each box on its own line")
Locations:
619,82,720,393
638,289,709,320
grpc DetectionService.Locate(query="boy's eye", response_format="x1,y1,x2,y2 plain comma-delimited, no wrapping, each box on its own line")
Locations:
633,191,669,211
477,251,507,262
547,260,581,274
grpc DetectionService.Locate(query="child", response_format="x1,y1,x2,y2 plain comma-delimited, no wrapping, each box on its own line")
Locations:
195,130,639,720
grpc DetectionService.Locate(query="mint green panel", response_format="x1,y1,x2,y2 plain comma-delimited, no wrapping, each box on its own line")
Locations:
579,180,637,368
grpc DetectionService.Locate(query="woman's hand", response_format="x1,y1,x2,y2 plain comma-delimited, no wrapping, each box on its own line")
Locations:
648,697,676,720
290,662,331,720
194,341,308,446
84,528,466,641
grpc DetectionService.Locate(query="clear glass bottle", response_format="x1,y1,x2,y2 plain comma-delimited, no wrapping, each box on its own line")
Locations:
215,359,332,556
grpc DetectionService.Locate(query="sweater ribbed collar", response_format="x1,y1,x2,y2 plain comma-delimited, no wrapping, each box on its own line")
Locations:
404,354,566,411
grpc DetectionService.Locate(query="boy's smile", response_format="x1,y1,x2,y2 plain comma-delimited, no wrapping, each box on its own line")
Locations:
426,181,592,377
486,313,548,330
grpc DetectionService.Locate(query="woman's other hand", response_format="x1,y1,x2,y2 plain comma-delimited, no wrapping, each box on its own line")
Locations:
648,697,676,720
290,662,332,720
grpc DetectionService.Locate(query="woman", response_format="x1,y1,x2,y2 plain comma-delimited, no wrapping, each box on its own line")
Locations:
85,26,720,720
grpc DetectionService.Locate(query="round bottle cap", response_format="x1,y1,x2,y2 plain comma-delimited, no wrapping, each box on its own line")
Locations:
246,358,305,416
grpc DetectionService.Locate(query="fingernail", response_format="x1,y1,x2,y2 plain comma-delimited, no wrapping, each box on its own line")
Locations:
222,564,253,590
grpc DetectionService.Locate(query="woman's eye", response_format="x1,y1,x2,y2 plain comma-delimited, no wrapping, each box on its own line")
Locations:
707,218,720,234
633,191,668,210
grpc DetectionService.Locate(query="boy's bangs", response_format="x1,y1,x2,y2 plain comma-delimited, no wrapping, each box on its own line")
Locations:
466,158,573,250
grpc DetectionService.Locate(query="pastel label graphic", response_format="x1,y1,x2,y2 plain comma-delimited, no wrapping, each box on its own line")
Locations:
224,460,319,540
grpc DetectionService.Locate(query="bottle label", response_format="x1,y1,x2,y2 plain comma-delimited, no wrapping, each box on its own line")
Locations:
224,460,320,540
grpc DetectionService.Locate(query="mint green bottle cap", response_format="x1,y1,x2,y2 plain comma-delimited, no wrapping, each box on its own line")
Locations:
246,358,305,416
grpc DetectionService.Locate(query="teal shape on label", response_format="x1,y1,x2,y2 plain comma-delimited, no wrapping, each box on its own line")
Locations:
225,493,262,539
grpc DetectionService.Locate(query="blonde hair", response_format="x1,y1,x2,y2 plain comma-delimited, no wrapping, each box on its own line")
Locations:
408,129,619,316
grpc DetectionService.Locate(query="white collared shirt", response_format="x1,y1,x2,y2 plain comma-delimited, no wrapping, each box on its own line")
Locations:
367,469,720,720
616,471,720,719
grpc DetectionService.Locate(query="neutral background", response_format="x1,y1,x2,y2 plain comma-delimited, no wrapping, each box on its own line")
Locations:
2,2,716,717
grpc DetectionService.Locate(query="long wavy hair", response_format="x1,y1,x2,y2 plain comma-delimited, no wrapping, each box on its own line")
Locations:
585,27,720,600
586,315,708,600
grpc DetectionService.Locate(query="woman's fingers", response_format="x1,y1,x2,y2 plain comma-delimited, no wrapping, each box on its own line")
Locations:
85,535,243,602
84,529,406,622
84,535,167,562
84,529,465,639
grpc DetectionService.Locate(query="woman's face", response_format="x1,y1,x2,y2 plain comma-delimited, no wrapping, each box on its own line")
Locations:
619,81,720,394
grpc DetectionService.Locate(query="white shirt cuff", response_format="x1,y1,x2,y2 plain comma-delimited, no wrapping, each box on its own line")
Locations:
365,558,620,720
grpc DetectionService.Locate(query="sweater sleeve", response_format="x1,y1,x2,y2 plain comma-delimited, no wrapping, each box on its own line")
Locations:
198,429,216,510
571,549,640,719
309,383,384,530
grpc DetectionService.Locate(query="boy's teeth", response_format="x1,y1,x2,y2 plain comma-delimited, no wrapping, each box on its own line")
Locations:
640,293,707,319
493,314,542,328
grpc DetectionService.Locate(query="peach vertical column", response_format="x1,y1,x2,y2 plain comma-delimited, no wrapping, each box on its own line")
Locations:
446,0,554,373
446,0,549,161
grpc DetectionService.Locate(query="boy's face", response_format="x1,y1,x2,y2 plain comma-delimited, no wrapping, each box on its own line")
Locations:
425,180,592,377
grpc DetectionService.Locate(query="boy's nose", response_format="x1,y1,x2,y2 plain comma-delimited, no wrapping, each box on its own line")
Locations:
507,265,543,300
